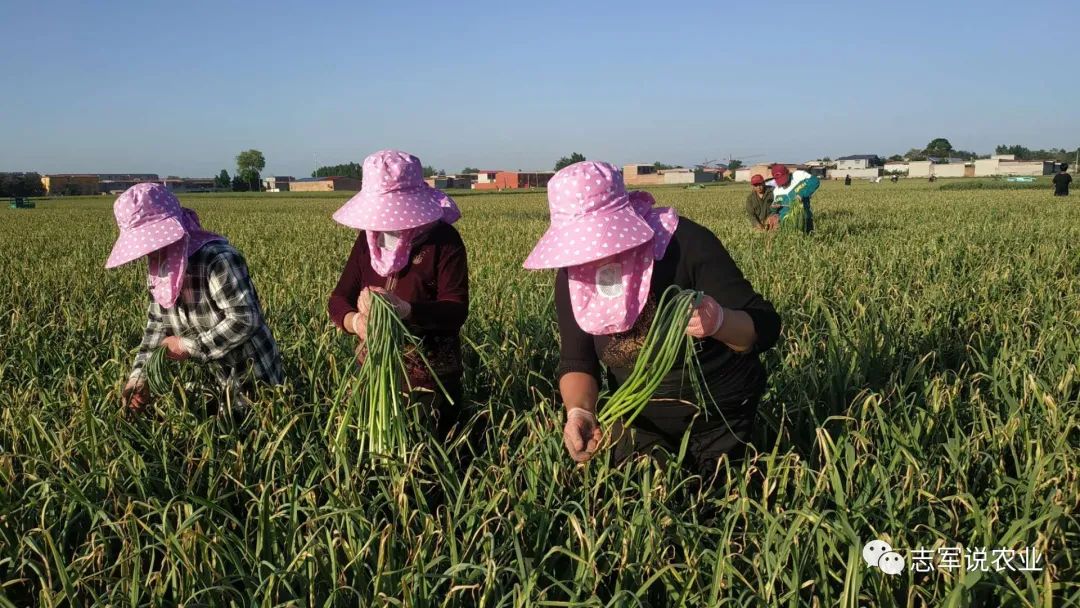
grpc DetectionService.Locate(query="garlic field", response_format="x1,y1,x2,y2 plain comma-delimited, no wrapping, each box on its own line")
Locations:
0,181,1076,606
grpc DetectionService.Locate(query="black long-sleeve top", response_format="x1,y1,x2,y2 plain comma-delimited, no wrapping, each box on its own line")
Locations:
555,218,781,412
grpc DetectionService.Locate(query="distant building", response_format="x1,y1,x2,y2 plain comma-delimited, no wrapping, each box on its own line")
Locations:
43,172,229,195
624,164,714,186
424,175,473,189
473,170,500,187
97,173,159,182
909,160,974,178
835,155,883,171
974,157,1055,177
262,176,295,192
826,167,882,180
289,176,362,192
97,174,161,194
165,177,218,193
41,174,99,195
697,166,728,180
660,168,714,185
803,160,834,178
450,174,476,189
472,171,554,190
935,164,974,178
623,164,663,186
908,161,935,178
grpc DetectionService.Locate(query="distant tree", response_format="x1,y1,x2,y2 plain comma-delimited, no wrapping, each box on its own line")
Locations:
0,172,46,197
237,169,259,191
235,149,266,191
993,145,1078,163
950,150,979,161
996,144,1020,156
215,169,231,190
727,160,744,171
314,162,362,179
924,138,954,158
887,154,905,162
25,173,45,196
422,165,438,178
31,175,45,195
554,152,586,171
653,161,677,170
236,149,266,173
995,144,1034,160
231,174,250,192
461,167,479,174
821,156,831,162
905,148,928,161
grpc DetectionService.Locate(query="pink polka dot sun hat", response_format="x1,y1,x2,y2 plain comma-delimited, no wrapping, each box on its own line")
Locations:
523,161,655,270
332,150,460,232
105,183,188,269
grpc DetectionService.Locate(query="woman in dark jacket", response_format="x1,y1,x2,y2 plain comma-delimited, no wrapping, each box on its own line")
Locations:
524,161,780,477
328,150,468,440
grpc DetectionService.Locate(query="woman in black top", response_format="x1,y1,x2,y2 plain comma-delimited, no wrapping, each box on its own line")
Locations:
524,161,781,477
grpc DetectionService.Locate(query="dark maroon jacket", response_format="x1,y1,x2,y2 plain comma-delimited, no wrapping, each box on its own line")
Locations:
328,222,468,387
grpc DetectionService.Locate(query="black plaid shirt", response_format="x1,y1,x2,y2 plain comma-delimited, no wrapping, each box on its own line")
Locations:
130,241,283,386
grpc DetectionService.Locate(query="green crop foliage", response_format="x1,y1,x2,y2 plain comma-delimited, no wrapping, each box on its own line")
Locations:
0,182,1076,606
597,286,700,428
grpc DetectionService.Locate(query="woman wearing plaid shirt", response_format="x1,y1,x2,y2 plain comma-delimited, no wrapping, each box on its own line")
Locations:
105,184,283,412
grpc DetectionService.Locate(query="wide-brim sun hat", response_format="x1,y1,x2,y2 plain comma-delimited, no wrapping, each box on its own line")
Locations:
332,149,456,232
105,183,187,269
523,161,655,270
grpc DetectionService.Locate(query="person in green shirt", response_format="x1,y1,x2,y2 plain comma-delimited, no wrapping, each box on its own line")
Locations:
745,174,777,231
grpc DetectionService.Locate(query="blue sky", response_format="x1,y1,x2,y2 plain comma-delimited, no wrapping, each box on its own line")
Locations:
1,0,1075,177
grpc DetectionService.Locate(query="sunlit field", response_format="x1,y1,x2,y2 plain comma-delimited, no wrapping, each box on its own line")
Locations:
1,180,1076,606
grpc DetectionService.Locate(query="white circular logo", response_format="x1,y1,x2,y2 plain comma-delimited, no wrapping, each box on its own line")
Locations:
595,263,624,298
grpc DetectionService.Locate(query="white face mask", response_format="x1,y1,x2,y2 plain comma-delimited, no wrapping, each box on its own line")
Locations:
595,262,624,298
377,231,402,251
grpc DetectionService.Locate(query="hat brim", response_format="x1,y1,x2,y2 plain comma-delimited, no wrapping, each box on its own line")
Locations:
523,206,655,270
332,185,448,231
105,216,185,269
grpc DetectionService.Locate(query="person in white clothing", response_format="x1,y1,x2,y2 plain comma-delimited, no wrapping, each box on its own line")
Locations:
766,164,819,233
